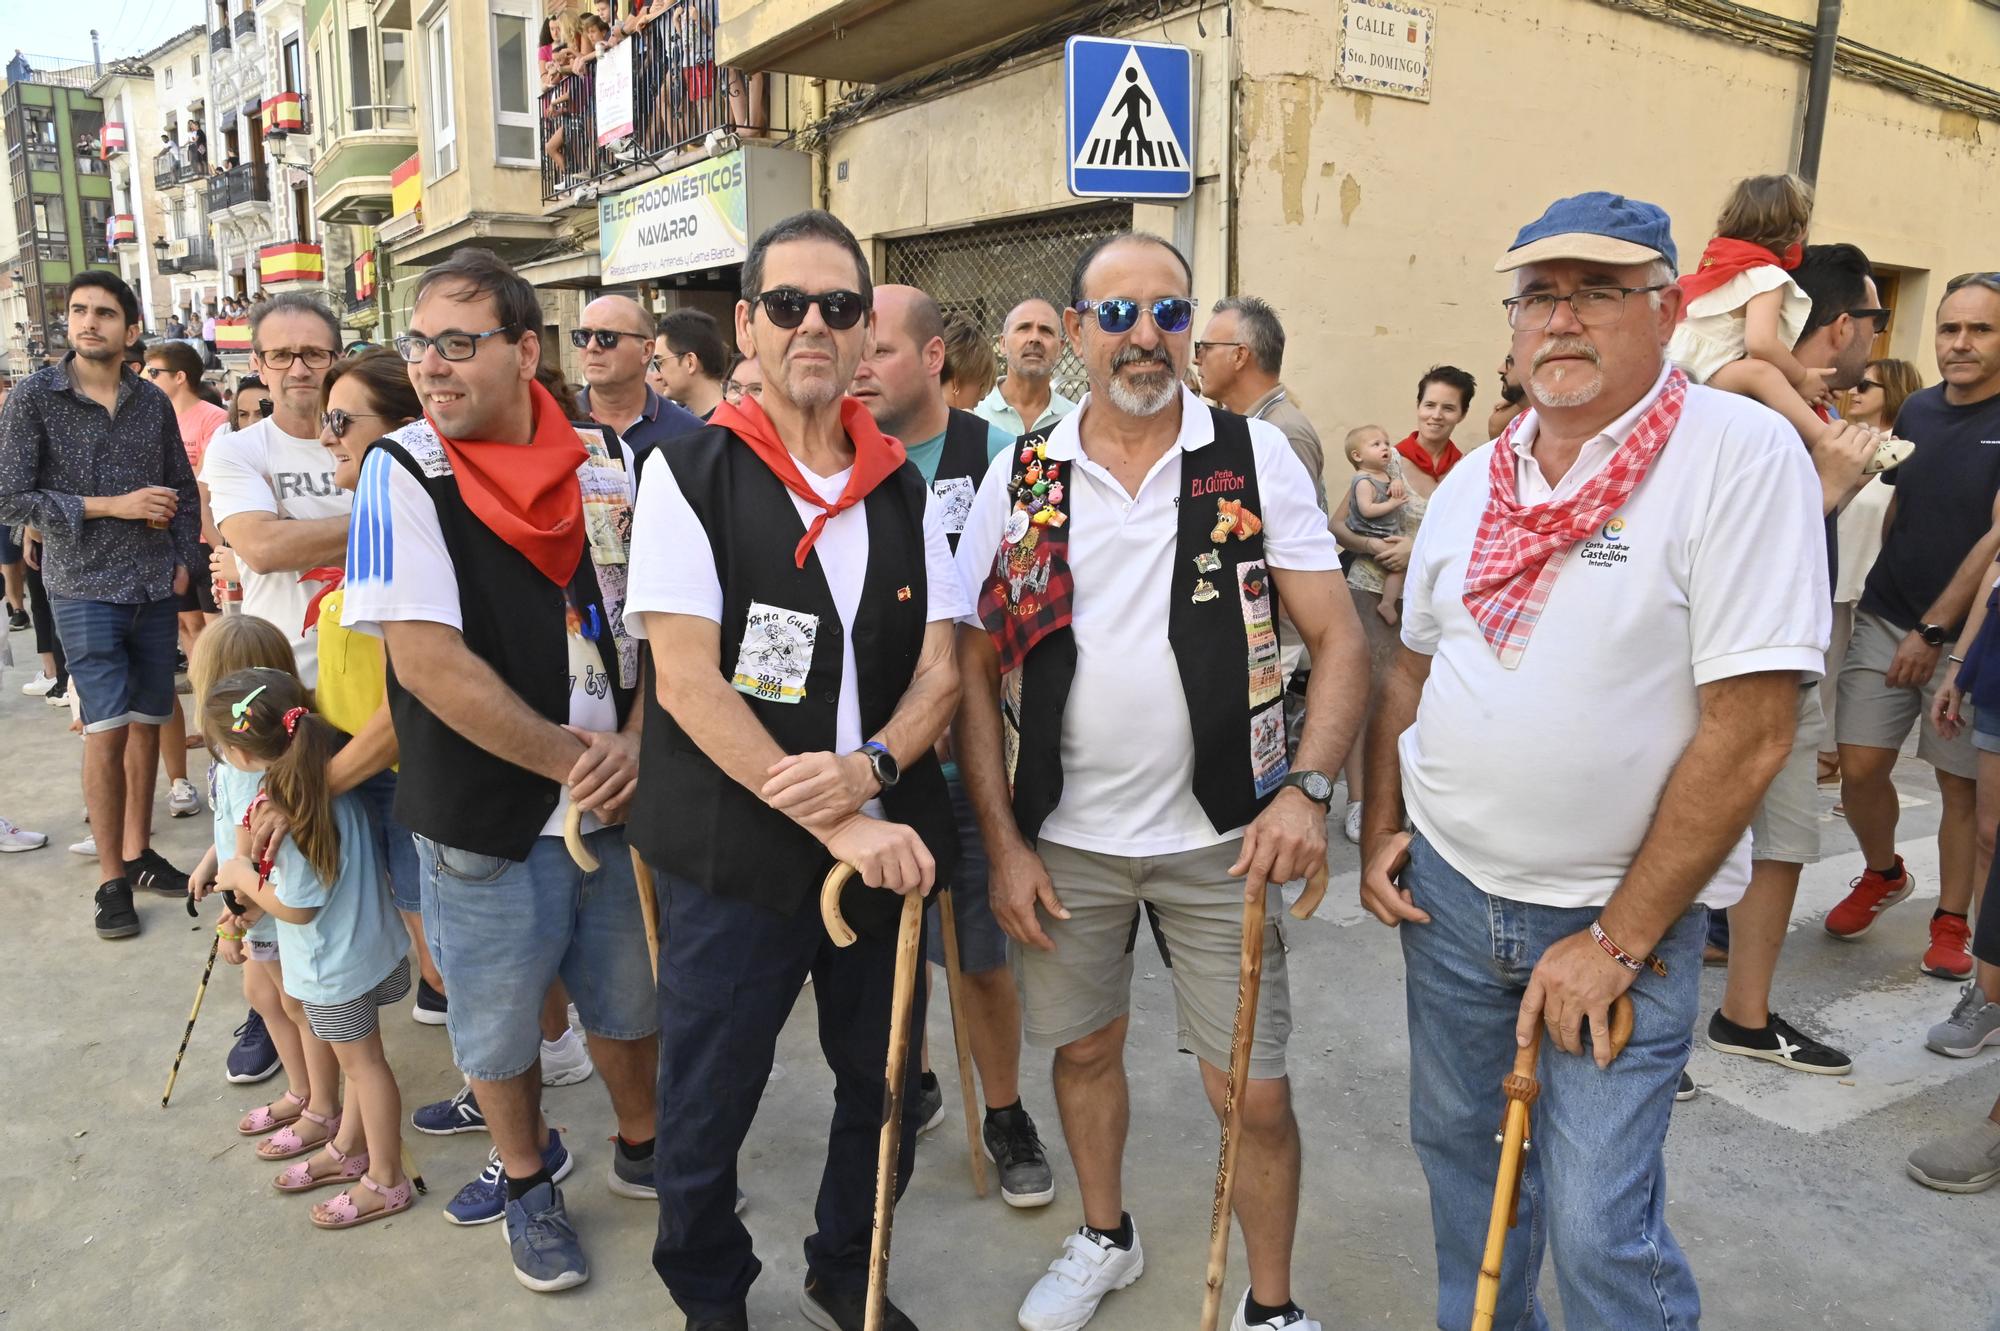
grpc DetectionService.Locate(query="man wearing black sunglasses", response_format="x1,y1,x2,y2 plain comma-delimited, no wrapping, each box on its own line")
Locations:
955,232,1362,1331
627,209,967,1331
572,294,701,476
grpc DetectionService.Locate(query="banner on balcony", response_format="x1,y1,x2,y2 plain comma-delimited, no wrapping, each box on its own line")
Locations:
110,214,137,245
216,319,252,352
102,123,127,158
599,149,748,283
354,250,378,302
259,241,325,284
263,92,306,135
390,153,422,219
595,39,635,147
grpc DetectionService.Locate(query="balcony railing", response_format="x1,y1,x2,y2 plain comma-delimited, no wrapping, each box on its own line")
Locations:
204,160,270,213
210,27,231,54
164,237,218,273
233,10,255,37
540,0,756,201
153,146,204,188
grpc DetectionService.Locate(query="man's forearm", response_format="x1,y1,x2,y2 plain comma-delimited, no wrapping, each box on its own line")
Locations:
954,625,1029,857
327,699,399,797
1293,610,1368,777
6,488,86,532
655,655,795,798
870,624,959,771
1597,672,1798,956
1924,523,2000,630
385,626,583,784
220,513,350,575
1362,648,1426,841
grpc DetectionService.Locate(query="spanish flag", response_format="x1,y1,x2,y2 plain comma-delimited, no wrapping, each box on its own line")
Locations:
216,319,252,352
354,249,377,302
390,153,421,219
262,91,305,135
259,241,324,284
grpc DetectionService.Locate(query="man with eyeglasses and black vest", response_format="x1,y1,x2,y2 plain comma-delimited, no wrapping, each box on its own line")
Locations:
954,231,1364,1331
341,248,658,1296
573,292,703,476
626,211,967,1331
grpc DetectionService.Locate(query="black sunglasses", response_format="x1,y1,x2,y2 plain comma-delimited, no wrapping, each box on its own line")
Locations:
320,408,390,440
1855,378,1881,393
752,288,867,331
570,327,652,351
1072,297,1194,335
1848,307,1890,333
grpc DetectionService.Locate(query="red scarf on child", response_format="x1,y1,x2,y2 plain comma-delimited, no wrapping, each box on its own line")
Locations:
1678,237,1802,307
1396,431,1461,481
711,394,908,568
431,379,587,586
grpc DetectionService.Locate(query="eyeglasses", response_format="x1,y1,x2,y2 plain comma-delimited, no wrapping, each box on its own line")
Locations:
570,327,652,351
320,408,390,439
256,346,337,370
1501,285,1669,331
1192,339,1242,357
1848,307,1890,333
751,288,867,331
647,356,662,372
723,379,761,400
1073,297,1194,335
393,327,513,363
1854,379,1881,393
142,366,169,380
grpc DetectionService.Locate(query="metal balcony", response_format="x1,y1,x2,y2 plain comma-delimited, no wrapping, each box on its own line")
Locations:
210,27,231,54
233,10,256,37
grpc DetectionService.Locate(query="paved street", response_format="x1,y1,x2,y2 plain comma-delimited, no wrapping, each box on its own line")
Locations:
3,662,1997,1330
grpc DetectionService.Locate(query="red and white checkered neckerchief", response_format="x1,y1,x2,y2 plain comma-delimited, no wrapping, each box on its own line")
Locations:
1461,368,1686,668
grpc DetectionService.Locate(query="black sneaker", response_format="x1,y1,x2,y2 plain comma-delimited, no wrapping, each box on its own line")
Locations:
982,1103,1056,1208
126,848,190,897
6,607,26,631
799,1276,917,1331
685,1311,748,1331
911,1072,944,1136
1675,1069,1697,1102
412,976,448,1026
1705,1010,1852,1075
94,879,140,939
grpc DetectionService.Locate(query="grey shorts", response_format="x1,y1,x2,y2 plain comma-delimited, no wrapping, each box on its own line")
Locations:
1836,610,1977,779
1750,686,1827,865
1016,838,1294,1080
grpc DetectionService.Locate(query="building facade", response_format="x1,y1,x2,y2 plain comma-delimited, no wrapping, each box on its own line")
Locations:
148,26,225,327
1,64,112,366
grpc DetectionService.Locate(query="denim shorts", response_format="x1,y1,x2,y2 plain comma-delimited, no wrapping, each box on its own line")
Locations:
926,777,1008,974
354,769,423,913
416,827,659,1082
1973,699,2000,755
0,525,21,564
50,595,178,732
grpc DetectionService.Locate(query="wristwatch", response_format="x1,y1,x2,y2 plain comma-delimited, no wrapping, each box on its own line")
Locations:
1280,770,1334,808
859,741,900,790
1918,622,1950,647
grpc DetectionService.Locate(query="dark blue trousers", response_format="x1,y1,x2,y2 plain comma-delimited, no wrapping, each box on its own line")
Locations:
649,867,928,1320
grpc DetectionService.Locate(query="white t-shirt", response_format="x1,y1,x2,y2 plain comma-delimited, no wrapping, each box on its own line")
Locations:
953,385,1343,857
623,447,969,822
340,424,635,839
201,416,350,688
1397,370,1830,911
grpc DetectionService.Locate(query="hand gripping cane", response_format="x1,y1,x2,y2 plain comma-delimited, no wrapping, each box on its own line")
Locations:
564,804,661,982
820,860,922,1331
1199,863,1331,1331
1469,993,1637,1331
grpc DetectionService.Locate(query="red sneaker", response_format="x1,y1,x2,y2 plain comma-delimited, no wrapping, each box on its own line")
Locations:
1824,858,1913,938
1922,913,1974,980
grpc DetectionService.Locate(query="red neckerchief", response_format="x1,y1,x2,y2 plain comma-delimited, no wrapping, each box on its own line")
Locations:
710,394,907,569
1396,431,1461,482
429,379,586,586
1461,370,1686,668
299,567,343,631
1678,237,1802,308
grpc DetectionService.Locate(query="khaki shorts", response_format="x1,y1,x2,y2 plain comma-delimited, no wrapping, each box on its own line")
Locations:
1017,838,1294,1080
1750,686,1827,865
1836,610,1977,780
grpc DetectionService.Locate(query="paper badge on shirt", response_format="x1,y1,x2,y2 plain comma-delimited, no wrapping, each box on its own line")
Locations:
732,600,818,703
1238,558,1281,708
1251,700,1289,798
576,431,640,690
933,476,976,536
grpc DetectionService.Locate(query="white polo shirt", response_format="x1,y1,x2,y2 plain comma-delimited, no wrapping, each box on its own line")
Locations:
1397,369,1830,911
954,385,1342,857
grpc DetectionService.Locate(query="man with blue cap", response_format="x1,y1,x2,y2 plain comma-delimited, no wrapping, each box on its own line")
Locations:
1356,192,1829,1328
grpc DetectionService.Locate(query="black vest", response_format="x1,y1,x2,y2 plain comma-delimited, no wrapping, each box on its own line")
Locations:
377,425,636,861
1010,407,1288,843
929,407,995,553
631,425,956,935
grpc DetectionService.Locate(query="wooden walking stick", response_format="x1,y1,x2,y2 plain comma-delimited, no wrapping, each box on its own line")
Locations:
564,804,661,981
162,933,221,1108
1200,862,1330,1331
936,889,989,1198
1470,993,1637,1331
820,860,923,1331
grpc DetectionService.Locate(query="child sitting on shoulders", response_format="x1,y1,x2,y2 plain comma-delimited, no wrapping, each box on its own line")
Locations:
1343,425,1410,625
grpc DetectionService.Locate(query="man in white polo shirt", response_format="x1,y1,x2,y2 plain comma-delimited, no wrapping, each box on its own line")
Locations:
955,232,1365,1331
1359,193,1826,1330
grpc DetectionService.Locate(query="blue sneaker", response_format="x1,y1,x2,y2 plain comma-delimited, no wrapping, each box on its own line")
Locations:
412,1082,487,1135
444,1129,572,1226
504,1179,589,1292
224,1009,279,1084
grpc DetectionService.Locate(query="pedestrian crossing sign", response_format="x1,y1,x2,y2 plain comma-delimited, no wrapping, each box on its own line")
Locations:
1065,35,1195,200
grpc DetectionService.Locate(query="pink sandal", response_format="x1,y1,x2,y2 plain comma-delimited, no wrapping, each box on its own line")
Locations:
258,1109,340,1161
238,1089,307,1136
274,1140,369,1193
311,1175,416,1229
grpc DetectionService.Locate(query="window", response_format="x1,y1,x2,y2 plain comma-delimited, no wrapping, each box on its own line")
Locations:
192,54,201,77
313,47,328,144
283,37,304,96
349,27,375,129
490,2,536,165
165,67,175,90
382,32,410,126
424,11,456,176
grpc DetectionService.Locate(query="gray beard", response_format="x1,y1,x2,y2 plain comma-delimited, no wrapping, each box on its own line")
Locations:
1105,368,1177,416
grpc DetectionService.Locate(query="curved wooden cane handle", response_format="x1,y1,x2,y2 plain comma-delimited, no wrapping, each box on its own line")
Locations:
1605,991,1637,1061
820,860,859,947
1508,991,1641,1082
1287,863,1331,921
562,804,600,872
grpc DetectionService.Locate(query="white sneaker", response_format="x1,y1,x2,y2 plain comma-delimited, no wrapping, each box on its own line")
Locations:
1230,1290,1324,1330
0,817,48,852
1342,802,1363,844
69,835,97,857
540,1027,595,1086
19,670,55,697
1017,1225,1144,1331
168,777,202,818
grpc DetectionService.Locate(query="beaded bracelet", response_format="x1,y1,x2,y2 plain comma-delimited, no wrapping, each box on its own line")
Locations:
1591,920,1668,977
216,924,246,941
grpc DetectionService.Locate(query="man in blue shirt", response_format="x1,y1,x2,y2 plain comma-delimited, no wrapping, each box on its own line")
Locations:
572,294,701,474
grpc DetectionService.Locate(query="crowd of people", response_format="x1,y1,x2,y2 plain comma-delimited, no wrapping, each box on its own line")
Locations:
2,170,1999,1331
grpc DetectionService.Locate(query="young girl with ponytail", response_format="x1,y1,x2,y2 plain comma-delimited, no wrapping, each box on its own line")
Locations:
207,667,416,1227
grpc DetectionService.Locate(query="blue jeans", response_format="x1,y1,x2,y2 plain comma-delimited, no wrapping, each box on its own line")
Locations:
925,776,1007,973
50,595,177,731
354,770,422,913
1398,834,1705,1331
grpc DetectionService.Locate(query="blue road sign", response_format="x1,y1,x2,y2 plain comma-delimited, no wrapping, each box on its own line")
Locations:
1065,35,1195,200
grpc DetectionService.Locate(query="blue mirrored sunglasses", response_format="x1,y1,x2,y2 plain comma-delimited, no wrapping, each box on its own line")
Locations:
1072,297,1194,335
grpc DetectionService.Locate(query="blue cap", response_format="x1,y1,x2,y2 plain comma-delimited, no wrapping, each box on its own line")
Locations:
1495,192,1677,274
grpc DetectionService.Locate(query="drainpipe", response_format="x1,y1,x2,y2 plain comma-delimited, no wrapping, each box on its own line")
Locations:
807,78,830,212
1796,0,1842,186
